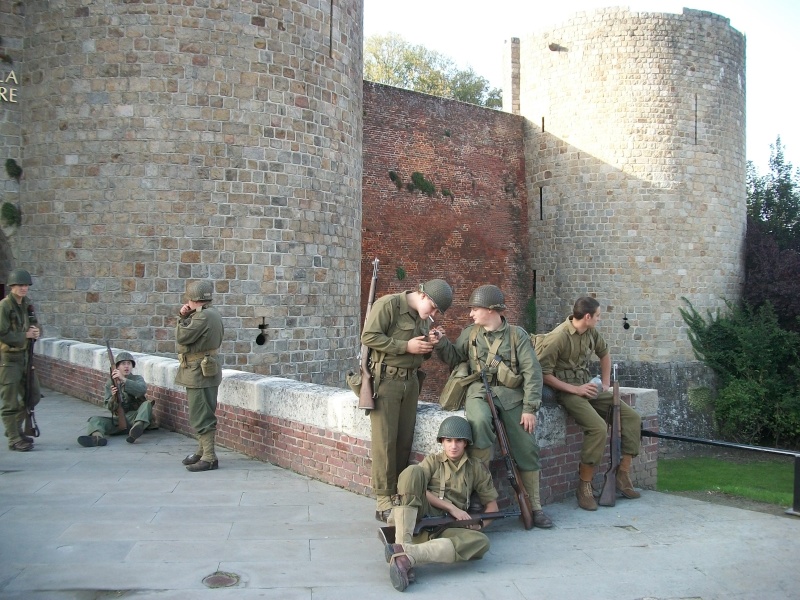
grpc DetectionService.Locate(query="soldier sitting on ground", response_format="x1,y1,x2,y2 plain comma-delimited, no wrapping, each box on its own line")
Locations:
78,351,154,447
384,416,499,592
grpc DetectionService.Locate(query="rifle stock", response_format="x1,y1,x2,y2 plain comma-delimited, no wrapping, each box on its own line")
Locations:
105,341,128,431
357,258,379,413
413,509,520,536
598,366,621,507
480,370,534,530
22,304,40,438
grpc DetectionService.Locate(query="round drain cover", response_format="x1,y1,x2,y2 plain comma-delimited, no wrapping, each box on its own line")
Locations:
202,571,240,588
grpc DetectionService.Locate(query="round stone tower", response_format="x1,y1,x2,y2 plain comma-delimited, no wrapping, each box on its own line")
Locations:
516,8,745,371
8,0,363,383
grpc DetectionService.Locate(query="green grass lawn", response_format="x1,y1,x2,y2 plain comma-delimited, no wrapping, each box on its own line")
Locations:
657,457,795,506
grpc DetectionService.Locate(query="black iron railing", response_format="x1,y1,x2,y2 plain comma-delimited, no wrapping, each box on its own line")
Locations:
641,429,800,517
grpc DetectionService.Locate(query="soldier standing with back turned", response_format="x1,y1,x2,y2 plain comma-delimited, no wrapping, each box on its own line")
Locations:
175,280,224,472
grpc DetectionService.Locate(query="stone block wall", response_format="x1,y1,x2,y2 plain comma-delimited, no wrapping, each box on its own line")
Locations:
4,0,365,386
34,337,659,507
513,7,746,363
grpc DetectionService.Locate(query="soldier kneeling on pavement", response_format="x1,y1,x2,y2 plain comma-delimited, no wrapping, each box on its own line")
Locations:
78,351,154,447
383,416,499,592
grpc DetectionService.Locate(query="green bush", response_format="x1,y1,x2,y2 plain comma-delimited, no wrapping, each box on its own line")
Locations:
680,298,800,448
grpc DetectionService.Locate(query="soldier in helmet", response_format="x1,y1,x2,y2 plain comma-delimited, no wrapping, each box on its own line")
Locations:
436,284,553,528
77,351,153,447
175,280,224,472
0,269,41,451
361,278,453,522
384,415,499,592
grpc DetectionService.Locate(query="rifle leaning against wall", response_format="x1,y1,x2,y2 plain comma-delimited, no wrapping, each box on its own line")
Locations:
105,341,128,432
479,368,534,530
355,258,379,414
22,304,40,438
598,364,621,507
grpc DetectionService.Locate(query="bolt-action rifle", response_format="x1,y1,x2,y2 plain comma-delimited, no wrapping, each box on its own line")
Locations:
22,304,40,438
598,364,621,507
356,258,379,413
479,369,535,530
378,509,521,545
105,341,128,432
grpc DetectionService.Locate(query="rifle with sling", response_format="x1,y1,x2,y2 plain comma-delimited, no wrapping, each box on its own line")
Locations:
357,258,379,413
377,509,521,545
479,368,535,530
598,363,621,507
105,341,128,432
22,304,40,438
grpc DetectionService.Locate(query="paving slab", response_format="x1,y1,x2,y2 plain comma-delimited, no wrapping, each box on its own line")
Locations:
1,388,799,599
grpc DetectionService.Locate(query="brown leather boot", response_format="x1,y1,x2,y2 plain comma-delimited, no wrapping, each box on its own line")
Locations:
577,463,598,511
617,455,641,499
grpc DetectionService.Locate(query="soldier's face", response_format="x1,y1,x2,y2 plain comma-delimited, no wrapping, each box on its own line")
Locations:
441,438,468,461
10,284,29,299
418,293,439,320
470,306,492,326
117,361,133,376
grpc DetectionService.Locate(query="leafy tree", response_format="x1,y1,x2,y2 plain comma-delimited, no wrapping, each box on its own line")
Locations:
747,137,800,252
680,298,800,447
364,33,502,108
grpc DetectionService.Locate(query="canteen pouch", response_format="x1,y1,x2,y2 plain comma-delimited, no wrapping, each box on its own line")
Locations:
496,360,523,388
200,354,219,377
346,370,362,396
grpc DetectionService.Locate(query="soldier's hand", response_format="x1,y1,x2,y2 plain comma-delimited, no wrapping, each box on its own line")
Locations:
26,326,40,340
450,508,472,522
576,382,599,399
179,303,193,317
407,335,434,354
520,412,536,433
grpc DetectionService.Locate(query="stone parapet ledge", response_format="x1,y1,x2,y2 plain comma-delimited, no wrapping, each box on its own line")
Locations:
34,338,659,504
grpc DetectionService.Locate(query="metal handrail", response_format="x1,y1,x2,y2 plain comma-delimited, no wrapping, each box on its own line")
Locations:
641,429,800,517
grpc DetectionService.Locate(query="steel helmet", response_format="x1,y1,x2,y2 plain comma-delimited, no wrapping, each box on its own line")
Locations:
7,268,33,286
468,284,506,311
115,351,136,368
436,416,473,445
186,280,214,302
419,279,453,313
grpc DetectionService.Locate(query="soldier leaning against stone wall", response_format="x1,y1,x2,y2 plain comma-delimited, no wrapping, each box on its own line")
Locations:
0,269,41,452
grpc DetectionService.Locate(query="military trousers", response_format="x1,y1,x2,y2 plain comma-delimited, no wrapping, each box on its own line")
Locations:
463,383,541,472
557,390,641,465
87,401,154,437
369,375,419,498
187,386,218,435
397,464,490,561
0,379,25,445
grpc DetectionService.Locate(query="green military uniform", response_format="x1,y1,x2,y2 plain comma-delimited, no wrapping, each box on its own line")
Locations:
361,291,431,504
85,375,152,438
437,318,543,471
0,294,39,449
397,451,498,560
537,316,641,465
175,303,224,460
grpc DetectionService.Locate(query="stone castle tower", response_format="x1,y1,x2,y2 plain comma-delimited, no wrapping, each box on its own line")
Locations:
0,0,364,385
505,8,745,390
2,4,746,405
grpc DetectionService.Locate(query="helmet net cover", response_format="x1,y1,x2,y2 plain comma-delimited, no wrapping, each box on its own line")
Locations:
436,416,473,445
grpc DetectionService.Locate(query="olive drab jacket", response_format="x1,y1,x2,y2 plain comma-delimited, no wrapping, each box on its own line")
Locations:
536,316,608,386
174,304,224,389
361,291,432,370
417,451,499,516
437,318,543,414
0,295,38,385
104,374,147,413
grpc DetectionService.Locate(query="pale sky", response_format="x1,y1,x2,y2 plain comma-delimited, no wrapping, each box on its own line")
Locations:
364,0,799,174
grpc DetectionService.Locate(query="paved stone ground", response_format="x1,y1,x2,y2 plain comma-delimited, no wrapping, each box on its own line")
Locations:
1,389,799,599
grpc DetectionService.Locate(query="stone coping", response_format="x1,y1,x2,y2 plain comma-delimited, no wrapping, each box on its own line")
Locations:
35,337,658,456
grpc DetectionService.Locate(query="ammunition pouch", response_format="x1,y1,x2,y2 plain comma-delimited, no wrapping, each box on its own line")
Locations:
200,354,219,377
496,360,523,389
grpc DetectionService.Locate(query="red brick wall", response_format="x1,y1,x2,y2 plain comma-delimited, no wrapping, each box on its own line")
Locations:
361,82,532,400
36,355,657,507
